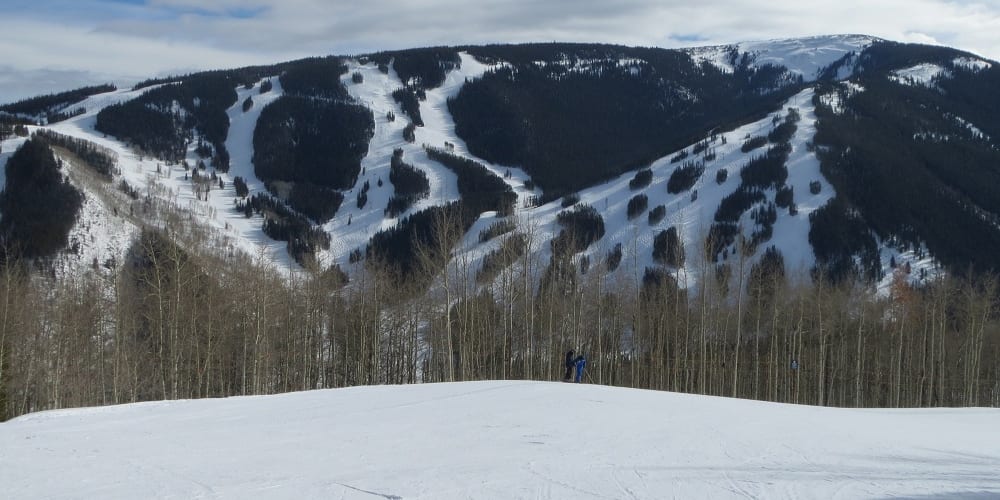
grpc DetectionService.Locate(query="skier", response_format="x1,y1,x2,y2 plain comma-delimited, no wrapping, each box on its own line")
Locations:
574,354,587,383
790,358,799,370
564,350,575,380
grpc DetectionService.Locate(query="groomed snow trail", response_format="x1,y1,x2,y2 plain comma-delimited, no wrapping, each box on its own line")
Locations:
2,381,998,499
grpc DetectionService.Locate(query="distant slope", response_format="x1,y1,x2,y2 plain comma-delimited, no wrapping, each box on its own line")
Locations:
811,41,1000,278
2,381,998,499
0,35,997,288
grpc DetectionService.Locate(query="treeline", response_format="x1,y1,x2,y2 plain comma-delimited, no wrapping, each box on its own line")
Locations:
477,233,527,283
366,202,470,283
240,193,331,266
33,129,119,179
667,160,705,193
705,107,799,263
0,84,115,119
812,41,1000,277
391,88,424,126
551,204,605,256
425,147,515,216
0,139,84,260
369,47,461,89
94,60,307,170
449,43,802,197
279,57,349,99
386,149,430,217
252,96,374,223
253,96,373,190
96,73,246,169
2,215,997,422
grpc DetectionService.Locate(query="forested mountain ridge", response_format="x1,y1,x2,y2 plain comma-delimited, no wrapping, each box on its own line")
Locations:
4,35,1000,422
0,35,997,291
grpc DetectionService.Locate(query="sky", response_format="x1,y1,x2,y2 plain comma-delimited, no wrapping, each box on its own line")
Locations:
1,0,999,104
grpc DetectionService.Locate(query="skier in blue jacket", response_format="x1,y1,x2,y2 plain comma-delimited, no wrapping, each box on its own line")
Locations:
574,354,587,383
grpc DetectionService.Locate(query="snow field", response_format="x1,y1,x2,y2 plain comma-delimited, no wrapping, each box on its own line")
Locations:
890,63,952,87
688,34,876,80
2,381,998,499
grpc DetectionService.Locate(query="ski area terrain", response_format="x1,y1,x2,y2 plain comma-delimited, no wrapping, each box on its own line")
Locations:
4,34,997,291
2,381,998,499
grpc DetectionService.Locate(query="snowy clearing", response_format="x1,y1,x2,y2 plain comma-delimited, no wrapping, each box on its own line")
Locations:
1,381,998,499
953,57,992,72
688,34,875,80
890,63,951,87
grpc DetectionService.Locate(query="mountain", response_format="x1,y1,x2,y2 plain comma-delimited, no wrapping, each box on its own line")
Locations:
2,34,997,291
3,35,1000,422
2,381,998,499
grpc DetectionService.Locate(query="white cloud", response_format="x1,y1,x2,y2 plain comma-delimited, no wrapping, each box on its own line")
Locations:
1,0,998,104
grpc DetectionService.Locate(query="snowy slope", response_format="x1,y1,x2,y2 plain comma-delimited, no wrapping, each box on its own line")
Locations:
0,36,946,287
320,58,464,267
687,34,876,81
2,381,998,499
322,53,536,269
890,63,951,87
12,79,301,273
448,88,834,291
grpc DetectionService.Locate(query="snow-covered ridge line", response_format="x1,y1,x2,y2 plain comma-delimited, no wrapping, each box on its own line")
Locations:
686,34,877,81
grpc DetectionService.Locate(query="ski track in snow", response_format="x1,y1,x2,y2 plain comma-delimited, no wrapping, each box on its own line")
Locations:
1,381,998,499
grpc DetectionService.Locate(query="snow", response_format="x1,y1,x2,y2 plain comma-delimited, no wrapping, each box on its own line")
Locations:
890,63,952,87
688,34,875,81
56,151,139,278
0,135,28,195
2,381,998,499
0,37,970,287
215,77,295,270
817,80,865,115
465,88,832,291
323,52,539,269
28,80,302,273
953,57,992,72
739,34,875,80
532,56,648,79
320,58,461,268
876,239,943,295
952,114,990,141
413,52,537,203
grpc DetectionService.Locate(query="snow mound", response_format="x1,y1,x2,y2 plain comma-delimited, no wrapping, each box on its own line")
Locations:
2,381,998,499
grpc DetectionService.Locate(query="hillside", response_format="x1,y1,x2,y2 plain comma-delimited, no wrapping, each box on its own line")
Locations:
2,35,997,289
1,381,998,499
2,36,999,424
